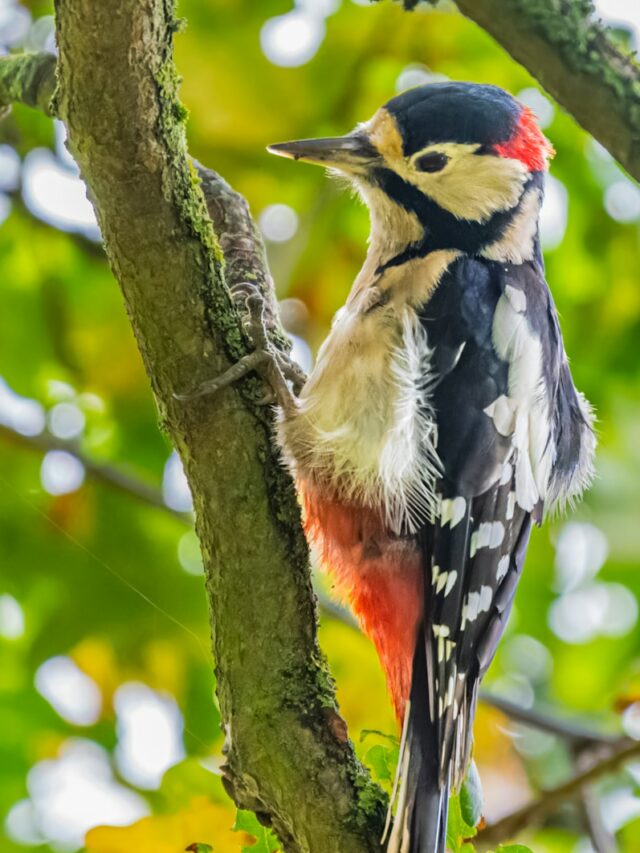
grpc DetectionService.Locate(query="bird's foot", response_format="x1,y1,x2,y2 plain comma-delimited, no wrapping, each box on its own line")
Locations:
175,284,304,413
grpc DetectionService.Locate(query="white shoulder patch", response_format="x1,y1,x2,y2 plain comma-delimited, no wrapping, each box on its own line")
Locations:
490,287,553,512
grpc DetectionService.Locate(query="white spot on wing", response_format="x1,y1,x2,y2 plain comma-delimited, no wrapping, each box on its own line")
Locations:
497,555,510,581
491,289,554,512
470,521,505,556
500,462,513,485
461,586,493,629
505,284,527,313
479,585,493,611
444,571,457,597
440,496,466,528
484,395,516,436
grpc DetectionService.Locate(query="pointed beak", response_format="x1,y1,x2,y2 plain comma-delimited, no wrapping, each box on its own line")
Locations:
267,132,378,171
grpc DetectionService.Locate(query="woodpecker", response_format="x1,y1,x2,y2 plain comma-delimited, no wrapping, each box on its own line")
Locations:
266,83,595,853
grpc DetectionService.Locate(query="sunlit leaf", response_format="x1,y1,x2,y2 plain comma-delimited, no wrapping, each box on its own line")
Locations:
494,845,535,853
459,760,483,828
233,810,280,853
85,798,245,853
447,792,478,853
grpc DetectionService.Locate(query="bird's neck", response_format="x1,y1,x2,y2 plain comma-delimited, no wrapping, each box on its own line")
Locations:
352,183,425,297
353,182,543,299
479,186,543,265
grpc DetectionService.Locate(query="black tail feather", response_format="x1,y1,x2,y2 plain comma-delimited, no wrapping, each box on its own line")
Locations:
387,629,449,853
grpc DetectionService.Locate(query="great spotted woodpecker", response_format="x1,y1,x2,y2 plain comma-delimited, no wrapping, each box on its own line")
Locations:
266,83,596,853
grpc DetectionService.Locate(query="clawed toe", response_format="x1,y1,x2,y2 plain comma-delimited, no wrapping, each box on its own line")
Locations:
174,284,303,412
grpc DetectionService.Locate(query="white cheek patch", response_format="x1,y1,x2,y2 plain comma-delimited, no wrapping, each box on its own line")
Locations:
397,142,529,223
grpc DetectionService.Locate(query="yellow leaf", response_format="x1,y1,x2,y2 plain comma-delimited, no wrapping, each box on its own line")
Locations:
85,797,251,853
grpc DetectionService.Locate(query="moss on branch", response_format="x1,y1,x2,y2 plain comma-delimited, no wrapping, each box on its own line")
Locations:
0,51,56,116
50,0,385,850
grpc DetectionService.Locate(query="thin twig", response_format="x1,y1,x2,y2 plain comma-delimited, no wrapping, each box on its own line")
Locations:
480,692,620,748
475,737,640,846
0,423,190,521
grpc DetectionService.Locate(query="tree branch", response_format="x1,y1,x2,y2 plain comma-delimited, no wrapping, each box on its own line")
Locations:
479,692,621,748
0,423,191,520
47,2,384,850
475,736,640,847
0,51,56,117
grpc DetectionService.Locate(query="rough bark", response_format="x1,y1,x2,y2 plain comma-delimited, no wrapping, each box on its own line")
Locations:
49,2,385,851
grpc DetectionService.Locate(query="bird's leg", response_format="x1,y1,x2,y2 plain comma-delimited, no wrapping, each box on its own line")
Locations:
175,284,304,413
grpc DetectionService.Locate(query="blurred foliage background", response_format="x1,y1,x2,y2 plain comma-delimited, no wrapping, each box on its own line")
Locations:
1,0,640,851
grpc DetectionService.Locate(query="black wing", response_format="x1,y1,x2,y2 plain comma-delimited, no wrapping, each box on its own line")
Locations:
416,256,551,788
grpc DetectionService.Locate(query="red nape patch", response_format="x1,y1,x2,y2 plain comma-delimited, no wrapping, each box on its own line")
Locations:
301,482,423,724
494,106,555,173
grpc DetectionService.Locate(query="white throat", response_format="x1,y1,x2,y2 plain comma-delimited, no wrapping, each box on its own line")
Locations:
352,181,424,294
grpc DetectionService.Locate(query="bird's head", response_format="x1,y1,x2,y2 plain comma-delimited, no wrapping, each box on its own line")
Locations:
268,82,554,263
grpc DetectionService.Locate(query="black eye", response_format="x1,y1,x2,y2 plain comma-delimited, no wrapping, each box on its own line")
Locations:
414,152,449,173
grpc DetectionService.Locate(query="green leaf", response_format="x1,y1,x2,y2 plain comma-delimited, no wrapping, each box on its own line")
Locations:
447,792,478,853
494,846,534,853
459,760,483,827
363,743,395,783
233,810,280,853
185,845,214,853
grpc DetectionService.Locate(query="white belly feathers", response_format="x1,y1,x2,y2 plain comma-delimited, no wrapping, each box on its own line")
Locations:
278,253,455,535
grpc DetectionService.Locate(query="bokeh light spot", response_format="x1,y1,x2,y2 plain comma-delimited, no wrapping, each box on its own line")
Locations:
40,450,85,495
23,739,148,848
0,144,20,192
604,179,640,223
48,402,86,440
553,522,608,593
0,593,25,639
259,203,299,243
22,148,100,239
260,10,326,67
115,682,185,789
162,451,193,513
0,378,46,436
396,64,447,93
177,530,204,576
539,175,568,251
35,656,102,726
517,87,554,129
0,2,32,46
